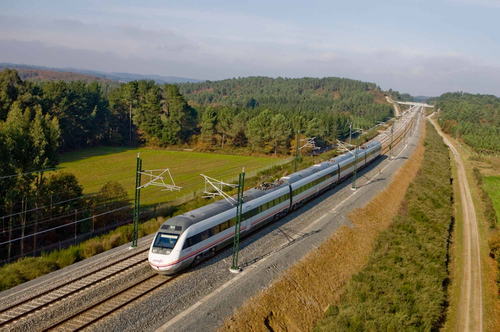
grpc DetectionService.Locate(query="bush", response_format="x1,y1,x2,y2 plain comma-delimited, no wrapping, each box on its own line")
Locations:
57,246,81,268
0,264,23,291
490,234,500,258
103,233,123,251
82,239,105,259
0,256,58,292
16,256,58,281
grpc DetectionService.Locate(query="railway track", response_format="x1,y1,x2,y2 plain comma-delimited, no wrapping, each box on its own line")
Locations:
0,248,150,329
42,274,175,331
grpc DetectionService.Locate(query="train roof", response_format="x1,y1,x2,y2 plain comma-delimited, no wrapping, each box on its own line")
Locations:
160,180,288,230
281,160,334,184
363,141,381,149
331,152,355,164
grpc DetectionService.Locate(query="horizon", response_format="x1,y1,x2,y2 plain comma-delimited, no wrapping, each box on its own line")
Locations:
1,0,500,96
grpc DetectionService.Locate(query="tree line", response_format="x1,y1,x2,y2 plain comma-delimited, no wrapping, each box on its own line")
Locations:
436,92,500,153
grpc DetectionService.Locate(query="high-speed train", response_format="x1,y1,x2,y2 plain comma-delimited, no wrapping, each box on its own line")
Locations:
148,141,382,274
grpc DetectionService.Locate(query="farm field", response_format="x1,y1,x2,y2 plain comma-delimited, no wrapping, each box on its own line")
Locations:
483,176,500,222
56,147,284,206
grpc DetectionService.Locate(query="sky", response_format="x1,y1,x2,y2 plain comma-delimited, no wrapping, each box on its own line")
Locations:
0,0,499,96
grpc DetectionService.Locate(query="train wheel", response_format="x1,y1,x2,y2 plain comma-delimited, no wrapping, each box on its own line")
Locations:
192,255,201,267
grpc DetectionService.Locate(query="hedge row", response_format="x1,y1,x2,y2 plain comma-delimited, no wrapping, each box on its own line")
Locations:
315,122,453,331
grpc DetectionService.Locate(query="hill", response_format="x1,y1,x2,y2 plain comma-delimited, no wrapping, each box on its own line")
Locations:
4,68,112,84
177,76,394,129
436,92,500,153
0,62,204,84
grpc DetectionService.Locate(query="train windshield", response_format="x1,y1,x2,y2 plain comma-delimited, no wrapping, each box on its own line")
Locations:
153,233,179,249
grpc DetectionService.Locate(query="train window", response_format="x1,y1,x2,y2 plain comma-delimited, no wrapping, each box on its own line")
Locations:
212,224,221,235
183,237,193,249
229,218,236,227
201,230,209,241
153,233,179,249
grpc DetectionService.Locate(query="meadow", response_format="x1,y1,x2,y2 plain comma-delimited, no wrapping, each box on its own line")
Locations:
482,176,500,224
56,147,284,206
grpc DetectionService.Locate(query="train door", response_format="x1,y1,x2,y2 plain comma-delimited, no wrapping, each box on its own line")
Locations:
243,205,252,231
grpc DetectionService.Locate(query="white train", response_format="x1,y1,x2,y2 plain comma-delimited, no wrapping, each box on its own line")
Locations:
148,141,382,274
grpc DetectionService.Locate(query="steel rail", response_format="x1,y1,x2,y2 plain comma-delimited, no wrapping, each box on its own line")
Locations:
41,274,176,331
0,248,150,328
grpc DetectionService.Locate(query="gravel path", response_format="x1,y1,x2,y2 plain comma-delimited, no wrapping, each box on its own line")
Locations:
430,116,483,332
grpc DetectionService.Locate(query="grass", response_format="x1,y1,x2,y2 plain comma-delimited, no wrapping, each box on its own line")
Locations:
220,121,427,332
56,146,283,206
482,176,500,225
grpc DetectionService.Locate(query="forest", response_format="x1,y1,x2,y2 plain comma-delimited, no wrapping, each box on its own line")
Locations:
0,68,397,263
437,92,500,153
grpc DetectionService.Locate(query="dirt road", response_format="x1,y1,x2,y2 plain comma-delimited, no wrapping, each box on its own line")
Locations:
386,95,401,116
430,117,483,331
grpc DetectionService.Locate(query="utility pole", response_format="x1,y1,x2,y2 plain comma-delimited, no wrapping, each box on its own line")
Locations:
294,130,300,172
132,153,142,248
349,122,353,145
230,168,245,273
389,125,394,160
352,134,360,190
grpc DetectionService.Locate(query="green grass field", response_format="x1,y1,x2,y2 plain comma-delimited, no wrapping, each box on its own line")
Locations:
56,147,284,205
483,176,500,223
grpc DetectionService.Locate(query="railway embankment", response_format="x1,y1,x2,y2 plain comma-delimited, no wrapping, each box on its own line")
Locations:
220,119,428,331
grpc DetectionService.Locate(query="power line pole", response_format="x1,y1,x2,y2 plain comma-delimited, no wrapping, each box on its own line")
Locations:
132,153,142,248
129,104,132,143
295,130,300,172
352,134,360,190
349,122,353,145
389,125,394,160
230,168,245,273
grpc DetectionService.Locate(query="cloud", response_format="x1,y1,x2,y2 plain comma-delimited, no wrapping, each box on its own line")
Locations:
0,14,198,59
447,0,500,8
1,38,499,97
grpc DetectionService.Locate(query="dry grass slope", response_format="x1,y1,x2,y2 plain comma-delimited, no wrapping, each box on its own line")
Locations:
220,121,426,331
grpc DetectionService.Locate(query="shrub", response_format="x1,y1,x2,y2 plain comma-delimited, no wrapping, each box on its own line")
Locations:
103,233,123,251
57,246,81,268
490,234,500,258
82,239,105,259
0,264,23,291
16,256,58,281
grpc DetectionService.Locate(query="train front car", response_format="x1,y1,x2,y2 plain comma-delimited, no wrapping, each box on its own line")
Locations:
148,216,194,275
